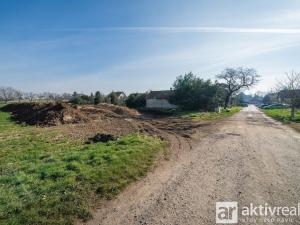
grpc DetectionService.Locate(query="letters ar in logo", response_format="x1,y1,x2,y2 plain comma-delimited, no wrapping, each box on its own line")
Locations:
216,202,238,224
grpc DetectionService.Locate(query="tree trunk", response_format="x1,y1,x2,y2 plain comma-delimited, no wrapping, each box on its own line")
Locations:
291,104,296,121
224,94,230,109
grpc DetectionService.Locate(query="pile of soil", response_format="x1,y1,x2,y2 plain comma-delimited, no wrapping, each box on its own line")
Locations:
1,102,200,149
80,106,122,119
97,103,140,117
1,103,89,126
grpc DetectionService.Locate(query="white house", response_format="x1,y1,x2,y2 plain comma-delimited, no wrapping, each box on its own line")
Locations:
114,91,127,99
146,90,178,109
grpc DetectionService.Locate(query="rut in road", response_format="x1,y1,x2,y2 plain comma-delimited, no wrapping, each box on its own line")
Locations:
79,105,300,225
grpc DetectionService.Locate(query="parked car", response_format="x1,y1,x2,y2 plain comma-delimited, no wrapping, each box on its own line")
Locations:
262,103,289,109
259,104,269,109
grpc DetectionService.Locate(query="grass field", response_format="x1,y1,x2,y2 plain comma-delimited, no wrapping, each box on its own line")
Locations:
263,108,300,122
179,107,242,121
0,111,165,225
263,108,300,132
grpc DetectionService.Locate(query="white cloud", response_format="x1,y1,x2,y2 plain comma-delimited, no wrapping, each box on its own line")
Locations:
109,27,300,34
267,9,300,24
49,26,300,34
24,34,300,94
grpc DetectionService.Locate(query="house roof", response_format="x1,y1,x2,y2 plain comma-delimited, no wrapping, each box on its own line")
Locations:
146,90,174,99
113,91,126,97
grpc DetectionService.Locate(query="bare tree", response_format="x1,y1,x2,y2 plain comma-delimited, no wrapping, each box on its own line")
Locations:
61,93,72,101
15,90,23,102
277,71,300,120
38,92,50,100
48,93,57,101
24,92,36,102
0,87,16,103
268,87,281,103
216,67,260,109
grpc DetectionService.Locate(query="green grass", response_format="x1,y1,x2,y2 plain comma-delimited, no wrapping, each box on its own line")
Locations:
0,111,165,225
178,107,242,121
263,108,300,132
263,108,300,123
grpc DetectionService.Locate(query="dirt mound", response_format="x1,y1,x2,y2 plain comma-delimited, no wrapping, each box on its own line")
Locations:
1,103,89,126
1,102,199,149
98,103,140,117
1,102,139,128
80,106,122,119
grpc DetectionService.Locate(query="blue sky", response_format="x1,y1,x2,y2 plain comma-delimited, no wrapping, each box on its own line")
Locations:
1,0,300,94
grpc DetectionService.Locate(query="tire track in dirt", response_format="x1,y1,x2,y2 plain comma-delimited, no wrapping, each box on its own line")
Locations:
79,106,300,225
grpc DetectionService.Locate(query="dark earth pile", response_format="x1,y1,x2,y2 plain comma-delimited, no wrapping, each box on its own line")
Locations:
1,102,89,126
86,133,118,144
1,102,199,145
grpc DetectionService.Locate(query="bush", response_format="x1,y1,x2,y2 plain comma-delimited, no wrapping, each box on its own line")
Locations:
125,93,146,108
106,92,119,105
94,91,105,105
169,72,223,111
69,95,92,105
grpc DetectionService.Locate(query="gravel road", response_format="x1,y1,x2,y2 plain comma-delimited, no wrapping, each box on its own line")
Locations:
80,105,300,225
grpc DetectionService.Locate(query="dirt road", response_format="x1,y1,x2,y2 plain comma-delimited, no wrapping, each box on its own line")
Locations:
80,105,300,225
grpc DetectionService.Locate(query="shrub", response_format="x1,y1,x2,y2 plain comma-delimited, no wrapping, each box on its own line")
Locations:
69,94,94,105
170,72,223,111
125,93,146,108
106,92,119,105
94,91,105,105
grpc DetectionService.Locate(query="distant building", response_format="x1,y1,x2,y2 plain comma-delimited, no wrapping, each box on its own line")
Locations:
146,90,178,109
278,89,300,104
113,91,127,99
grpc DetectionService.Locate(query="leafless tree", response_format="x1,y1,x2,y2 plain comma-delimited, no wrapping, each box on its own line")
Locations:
277,71,300,120
36,92,71,102
0,87,16,103
15,90,23,102
268,87,281,103
61,93,72,101
24,92,36,102
38,92,50,100
216,67,260,109
263,88,279,105
48,93,57,101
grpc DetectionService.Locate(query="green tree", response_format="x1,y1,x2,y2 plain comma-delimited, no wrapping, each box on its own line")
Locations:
170,72,220,111
263,94,272,104
90,93,94,104
69,94,91,105
72,91,78,98
235,93,245,105
125,93,146,108
106,92,118,105
70,96,83,105
94,91,101,105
